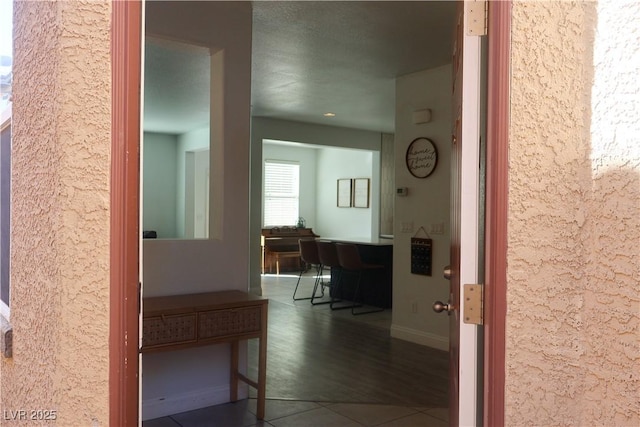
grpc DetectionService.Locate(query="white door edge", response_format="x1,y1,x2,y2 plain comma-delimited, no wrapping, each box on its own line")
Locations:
458,30,482,427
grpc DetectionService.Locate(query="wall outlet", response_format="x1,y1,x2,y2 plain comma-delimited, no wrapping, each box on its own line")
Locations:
411,302,418,314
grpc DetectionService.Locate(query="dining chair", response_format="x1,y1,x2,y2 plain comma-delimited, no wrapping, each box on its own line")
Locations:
315,240,344,306
293,239,322,301
335,243,385,315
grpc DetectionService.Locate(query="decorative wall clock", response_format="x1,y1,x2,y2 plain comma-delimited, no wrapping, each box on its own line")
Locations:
406,137,438,178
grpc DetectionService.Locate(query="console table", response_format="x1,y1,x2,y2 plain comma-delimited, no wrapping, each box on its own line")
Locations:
141,290,269,420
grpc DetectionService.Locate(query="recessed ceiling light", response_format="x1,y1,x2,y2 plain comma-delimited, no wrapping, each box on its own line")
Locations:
323,112,336,117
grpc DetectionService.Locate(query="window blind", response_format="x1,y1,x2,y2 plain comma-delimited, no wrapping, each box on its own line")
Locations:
264,161,299,227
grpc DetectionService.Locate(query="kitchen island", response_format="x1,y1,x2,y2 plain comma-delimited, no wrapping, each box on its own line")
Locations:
319,236,393,309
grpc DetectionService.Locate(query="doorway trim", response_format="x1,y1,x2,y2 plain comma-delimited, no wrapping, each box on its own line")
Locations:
483,1,511,426
109,1,511,425
110,0,142,425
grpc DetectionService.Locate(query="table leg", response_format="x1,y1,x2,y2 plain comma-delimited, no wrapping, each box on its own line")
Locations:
256,308,268,420
230,341,239,402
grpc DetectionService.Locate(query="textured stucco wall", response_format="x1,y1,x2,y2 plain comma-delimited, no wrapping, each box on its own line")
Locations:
0,1,111,425
506,1,640,425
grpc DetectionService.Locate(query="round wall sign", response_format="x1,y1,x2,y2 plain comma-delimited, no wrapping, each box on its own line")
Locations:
406,137,438,178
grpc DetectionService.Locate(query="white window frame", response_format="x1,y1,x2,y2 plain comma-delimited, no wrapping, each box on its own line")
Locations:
263,160,300,227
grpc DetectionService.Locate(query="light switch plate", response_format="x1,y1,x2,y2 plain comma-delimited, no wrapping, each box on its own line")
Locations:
401,221,414,233
430,222,445,235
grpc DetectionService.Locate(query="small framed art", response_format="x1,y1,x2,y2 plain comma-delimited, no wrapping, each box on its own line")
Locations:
353,178,370,208
337,179,352,207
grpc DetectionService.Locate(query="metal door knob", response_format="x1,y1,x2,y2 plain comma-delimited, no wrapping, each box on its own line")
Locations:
433,301,453,313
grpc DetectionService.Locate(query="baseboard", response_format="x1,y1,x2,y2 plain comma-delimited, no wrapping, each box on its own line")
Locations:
142,384,246,421
390,324,449,351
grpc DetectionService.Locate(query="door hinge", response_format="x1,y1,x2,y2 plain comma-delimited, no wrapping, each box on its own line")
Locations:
466,0,488,36
463,284,484,325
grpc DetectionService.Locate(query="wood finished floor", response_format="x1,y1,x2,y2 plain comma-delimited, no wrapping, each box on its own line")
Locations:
249,272,449,408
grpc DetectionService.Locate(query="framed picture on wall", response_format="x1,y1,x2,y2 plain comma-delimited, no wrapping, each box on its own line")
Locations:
353,178,370,208
337,179,352,207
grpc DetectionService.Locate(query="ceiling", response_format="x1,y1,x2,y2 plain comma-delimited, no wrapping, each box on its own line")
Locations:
143,1,456,135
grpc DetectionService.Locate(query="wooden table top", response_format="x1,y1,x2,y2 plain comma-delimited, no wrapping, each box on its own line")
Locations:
143,290,268,317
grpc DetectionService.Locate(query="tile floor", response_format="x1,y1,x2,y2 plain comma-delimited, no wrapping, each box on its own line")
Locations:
144,398,449,427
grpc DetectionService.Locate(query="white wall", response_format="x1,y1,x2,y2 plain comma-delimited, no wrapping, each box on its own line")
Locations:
143,132,178,238
315,147,375,238
391,65,452,350
141,1,252,420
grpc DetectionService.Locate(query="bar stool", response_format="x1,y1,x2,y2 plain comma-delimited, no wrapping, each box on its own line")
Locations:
293,239,322,301
315,241,343,306
335,243,385,315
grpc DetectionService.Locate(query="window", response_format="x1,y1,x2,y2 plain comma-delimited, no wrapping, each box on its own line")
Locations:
0,117,9,314
263,160,299,227
0,0,11,316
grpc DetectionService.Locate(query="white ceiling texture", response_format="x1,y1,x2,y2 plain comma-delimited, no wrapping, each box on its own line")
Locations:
143,1,456,135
